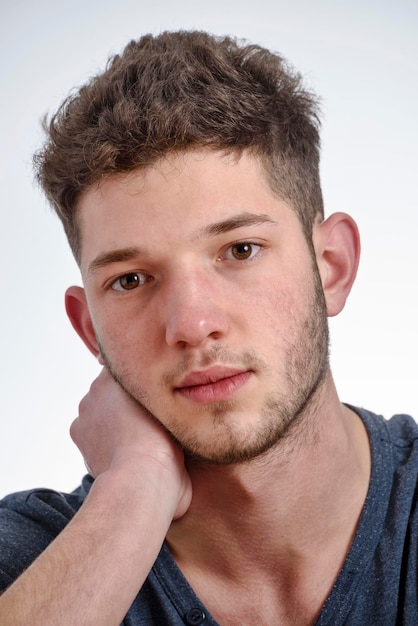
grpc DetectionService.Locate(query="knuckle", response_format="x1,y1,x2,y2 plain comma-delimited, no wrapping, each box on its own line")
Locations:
69,417,79,442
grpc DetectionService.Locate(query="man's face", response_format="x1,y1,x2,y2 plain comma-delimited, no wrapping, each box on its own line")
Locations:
76,150,329,464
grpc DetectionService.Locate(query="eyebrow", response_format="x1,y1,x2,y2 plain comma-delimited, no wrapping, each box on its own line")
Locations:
196,212,278,238
87,212,277,275
88,247,143,275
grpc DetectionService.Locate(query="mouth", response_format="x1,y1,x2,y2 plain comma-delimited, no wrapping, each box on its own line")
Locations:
175,366,252,403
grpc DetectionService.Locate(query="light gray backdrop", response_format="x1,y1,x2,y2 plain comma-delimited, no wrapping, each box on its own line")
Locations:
1,0,417,496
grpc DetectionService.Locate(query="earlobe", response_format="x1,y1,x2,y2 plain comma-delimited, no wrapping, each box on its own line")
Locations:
65,286,101,358
313,212,361,317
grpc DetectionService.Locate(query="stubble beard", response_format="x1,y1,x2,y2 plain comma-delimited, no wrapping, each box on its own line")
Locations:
97,267,329,466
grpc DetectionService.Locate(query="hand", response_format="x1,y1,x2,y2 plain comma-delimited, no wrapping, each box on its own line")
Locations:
0,368,192,623
70,367,192,519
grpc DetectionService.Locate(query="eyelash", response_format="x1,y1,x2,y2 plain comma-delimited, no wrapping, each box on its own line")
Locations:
110,272,151,292
108,241,263,292
221,241,262,262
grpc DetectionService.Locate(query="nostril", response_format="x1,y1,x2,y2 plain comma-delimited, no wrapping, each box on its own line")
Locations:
165,310,228,348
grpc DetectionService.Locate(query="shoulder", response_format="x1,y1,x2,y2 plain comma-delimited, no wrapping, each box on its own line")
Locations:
357,408,417,517
0,476,91,589
350,407,417,548
353,407,418,469
382,411,418,444
320,409,418,623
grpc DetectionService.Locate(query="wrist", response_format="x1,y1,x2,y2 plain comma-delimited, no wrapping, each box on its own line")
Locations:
88,458,182,527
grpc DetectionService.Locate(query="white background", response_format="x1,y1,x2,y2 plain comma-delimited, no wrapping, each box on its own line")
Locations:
1,0,417,497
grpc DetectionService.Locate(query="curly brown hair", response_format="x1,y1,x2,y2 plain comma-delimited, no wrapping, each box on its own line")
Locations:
34,30,323,263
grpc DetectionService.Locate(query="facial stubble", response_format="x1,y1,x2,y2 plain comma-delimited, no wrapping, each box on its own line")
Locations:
96,266,329,466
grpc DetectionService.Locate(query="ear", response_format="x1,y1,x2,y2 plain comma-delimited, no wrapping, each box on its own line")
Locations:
65,286,102,360
312,212,360,317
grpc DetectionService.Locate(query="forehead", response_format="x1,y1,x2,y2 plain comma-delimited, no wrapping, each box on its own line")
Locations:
81,149,273,205
76,150,295,270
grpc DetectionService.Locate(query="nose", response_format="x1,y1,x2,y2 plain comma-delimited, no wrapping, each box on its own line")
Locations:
163,271,229,348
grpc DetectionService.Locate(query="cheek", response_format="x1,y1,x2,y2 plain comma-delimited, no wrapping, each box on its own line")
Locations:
253,274,316,348
252,277,297,324
93,307,158,365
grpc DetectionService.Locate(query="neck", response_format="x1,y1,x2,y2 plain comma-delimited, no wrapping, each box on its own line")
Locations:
167,376,370,577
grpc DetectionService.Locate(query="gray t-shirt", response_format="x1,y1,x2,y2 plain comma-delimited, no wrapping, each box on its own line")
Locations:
0,408,417,625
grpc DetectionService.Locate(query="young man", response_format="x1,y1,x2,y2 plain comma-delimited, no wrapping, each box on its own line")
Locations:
0,31,416,625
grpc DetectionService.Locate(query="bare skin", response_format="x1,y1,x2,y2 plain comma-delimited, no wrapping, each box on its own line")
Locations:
0,371,192,625
168,377,370,624
0,370,369,626
0,150,367,625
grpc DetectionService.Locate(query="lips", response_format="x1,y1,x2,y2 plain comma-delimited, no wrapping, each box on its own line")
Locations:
175,366,252,403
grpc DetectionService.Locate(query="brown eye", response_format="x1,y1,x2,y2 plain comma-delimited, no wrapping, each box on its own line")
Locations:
231,243,252,260
111,273,147,291
226,242,261,261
